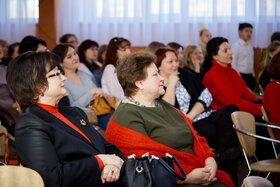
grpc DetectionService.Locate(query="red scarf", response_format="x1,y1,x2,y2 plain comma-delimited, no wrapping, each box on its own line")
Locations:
105,109,234,187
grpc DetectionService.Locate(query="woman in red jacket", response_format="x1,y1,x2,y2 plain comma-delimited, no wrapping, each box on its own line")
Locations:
263,51,280,140
202,37,262,117
202,37,277,160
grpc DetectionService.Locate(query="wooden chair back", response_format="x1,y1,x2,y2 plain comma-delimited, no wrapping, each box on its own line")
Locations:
231,111,256,157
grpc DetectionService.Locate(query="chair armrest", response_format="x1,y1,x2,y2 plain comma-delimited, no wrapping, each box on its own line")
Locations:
256,122,280,130
233,124,280,144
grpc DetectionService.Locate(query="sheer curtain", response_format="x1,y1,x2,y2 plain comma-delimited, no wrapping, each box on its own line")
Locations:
56,0,280,47
0,0,38,44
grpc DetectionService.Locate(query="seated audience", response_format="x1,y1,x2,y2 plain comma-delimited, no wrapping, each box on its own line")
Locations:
105,52,234,187
198,27,212,60
202,37,262,117
145,41,165,54
263,51,280,140
167,42,184,67
6,51,124,187
259,41,280,90
52,44,111,130
18,36,47,54
78,40,103,87
155,47,239,184
0,44,19,134
101,37,131,104
59,33,79,51
182,45,204,79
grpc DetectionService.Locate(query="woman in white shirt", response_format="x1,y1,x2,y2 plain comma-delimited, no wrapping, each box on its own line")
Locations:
101,37,131,104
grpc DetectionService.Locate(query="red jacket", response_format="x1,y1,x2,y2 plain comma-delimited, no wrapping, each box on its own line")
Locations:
203,61,262,117
263,79,280,140
105,109,234,187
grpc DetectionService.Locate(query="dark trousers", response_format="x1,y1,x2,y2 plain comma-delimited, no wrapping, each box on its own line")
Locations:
240,73,256,91
193,105,240,185
192,105,239,153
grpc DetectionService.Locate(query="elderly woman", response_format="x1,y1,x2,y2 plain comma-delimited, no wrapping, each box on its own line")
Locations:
155,47,239,184
105,52,234,187
202,37,262,117
6,52,124,187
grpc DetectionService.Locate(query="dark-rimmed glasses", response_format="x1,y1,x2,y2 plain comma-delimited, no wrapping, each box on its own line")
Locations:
48,69,61,78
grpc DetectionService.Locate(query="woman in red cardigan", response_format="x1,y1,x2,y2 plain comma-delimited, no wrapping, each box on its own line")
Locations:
105,52,234,186
263,52,280,140
202,37,262,117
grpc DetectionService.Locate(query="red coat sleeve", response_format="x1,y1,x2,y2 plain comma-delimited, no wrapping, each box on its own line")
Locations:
263,83,280,140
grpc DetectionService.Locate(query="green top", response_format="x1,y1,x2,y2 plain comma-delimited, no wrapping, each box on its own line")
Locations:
113,100,225,187
113,100,194,154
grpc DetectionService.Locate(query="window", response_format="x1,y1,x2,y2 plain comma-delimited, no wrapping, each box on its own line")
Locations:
9,0,39,19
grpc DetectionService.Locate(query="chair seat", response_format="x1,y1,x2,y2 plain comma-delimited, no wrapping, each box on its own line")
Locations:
243,176,273,187
0,165,44,186
251,159,280,172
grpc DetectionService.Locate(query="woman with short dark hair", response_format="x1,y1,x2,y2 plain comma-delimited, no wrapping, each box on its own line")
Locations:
6,51,124,187
105,51,234,187
78,39,103,87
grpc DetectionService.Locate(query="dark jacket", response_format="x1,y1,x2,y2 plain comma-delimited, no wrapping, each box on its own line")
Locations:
15,105,124,187
176,68,208,112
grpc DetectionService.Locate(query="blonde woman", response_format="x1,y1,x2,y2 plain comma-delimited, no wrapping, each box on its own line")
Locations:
182,45,204,79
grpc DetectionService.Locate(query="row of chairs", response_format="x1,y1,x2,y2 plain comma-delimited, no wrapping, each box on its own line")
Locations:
231,107,280,186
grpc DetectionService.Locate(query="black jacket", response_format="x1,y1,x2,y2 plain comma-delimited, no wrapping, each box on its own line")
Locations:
15,105,124,187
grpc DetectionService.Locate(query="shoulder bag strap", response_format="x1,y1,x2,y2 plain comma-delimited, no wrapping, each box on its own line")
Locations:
157,156,186,181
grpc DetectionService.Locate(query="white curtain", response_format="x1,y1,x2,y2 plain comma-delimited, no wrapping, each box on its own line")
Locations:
56,0,280,47
0,0,38,44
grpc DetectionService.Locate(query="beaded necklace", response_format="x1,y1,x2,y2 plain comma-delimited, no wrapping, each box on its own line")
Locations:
125,96,159,107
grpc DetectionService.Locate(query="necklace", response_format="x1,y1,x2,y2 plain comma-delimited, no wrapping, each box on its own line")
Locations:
125,96,159,107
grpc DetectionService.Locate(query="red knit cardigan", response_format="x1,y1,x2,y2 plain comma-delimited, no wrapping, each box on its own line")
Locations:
203,61,262,117
105,109,234,187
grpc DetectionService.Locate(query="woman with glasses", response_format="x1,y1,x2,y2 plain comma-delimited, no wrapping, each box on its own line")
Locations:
78,40,103,87
101,37,131,104
59,33,79,52
6,51,124,187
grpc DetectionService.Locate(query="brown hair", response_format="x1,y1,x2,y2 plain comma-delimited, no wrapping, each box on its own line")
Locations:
268,51,280,81
103,37,131,71
264,41,280,66
6,52,60,111
52,44,75,74
154,47,177,68
116,52,156,97
182,45,197,70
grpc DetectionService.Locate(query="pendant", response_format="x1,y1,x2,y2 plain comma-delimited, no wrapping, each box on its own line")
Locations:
80,119,86,126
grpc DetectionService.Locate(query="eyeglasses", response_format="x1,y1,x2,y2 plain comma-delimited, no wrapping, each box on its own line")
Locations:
48,69,61,78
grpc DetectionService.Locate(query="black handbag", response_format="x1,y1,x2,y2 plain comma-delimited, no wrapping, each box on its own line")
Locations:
122,153,186,187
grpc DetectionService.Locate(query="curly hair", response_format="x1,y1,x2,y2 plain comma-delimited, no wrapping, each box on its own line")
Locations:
116,52,156,97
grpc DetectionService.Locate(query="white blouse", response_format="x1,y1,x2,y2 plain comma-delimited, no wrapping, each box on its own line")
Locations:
101,64,124,103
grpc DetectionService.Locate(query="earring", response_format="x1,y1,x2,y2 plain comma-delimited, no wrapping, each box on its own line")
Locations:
41,92,44,96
